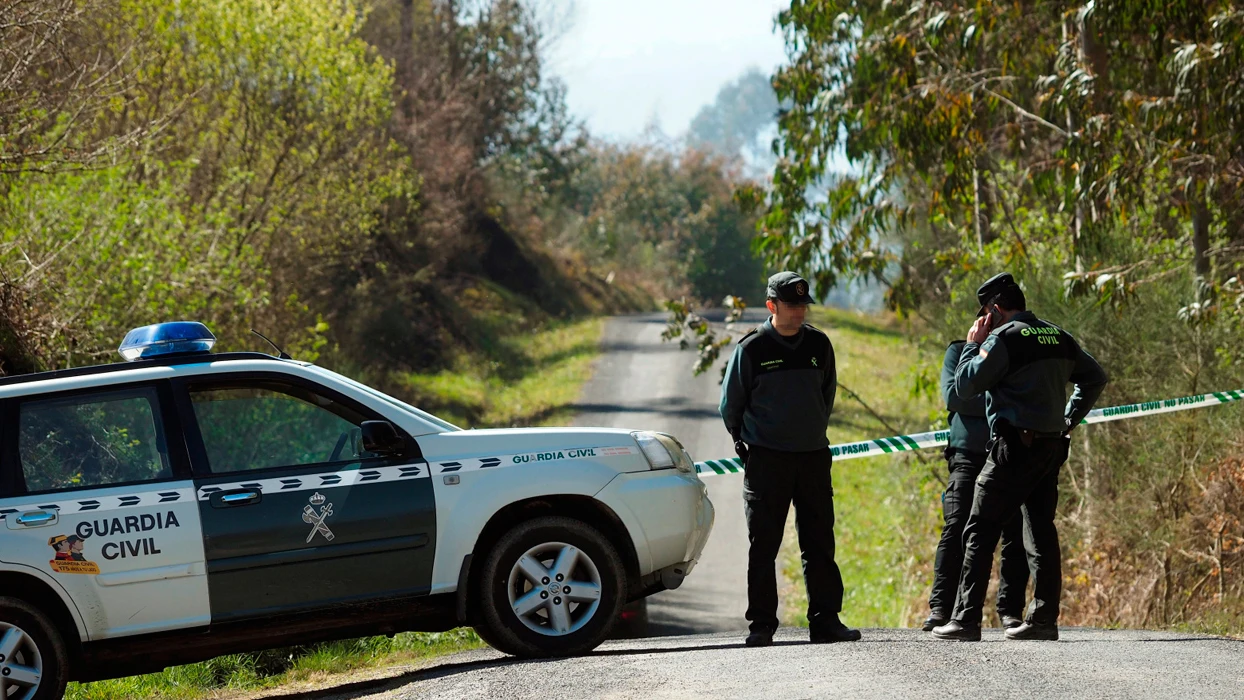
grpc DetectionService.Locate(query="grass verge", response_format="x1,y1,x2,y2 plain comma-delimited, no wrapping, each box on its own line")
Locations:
401,316,604,428
778,306,942,629
67,629,484,700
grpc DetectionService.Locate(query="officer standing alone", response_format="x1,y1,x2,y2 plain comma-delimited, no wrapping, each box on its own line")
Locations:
933,273,1108,641
923,337,1030,632
720,271,861,647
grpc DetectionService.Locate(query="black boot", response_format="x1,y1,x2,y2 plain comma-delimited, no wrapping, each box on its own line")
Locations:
809,622,862,643
745,629,774,647
931,620,981,641
922,609,949,632
1000,614,1024,629
1005,621,1059,640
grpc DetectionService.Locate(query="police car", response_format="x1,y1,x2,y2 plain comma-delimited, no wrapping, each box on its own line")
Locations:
0,322,714,698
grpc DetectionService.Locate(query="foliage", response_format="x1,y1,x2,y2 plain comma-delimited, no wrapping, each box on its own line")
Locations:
0,0,399,371
661,295,748,378
0,0,154,174
751,1,1243,321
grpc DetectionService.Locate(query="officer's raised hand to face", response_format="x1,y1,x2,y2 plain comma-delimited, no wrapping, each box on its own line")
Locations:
966,311,994,345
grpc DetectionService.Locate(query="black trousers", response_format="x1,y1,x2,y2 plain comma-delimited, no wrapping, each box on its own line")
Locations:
929,449,1030,617
952,425,1070,626
743,445,844,634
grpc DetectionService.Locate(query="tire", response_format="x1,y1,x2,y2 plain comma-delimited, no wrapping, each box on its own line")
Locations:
475,516,625,658
0,596,69,700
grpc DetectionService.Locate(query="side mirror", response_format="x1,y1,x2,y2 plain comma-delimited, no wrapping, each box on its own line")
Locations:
360,420,406,457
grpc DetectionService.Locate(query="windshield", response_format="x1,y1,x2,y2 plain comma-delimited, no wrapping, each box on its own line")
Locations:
305,366,461,433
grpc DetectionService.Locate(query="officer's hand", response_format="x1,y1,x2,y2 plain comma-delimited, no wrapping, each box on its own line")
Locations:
733,439,750,464
967,313,992,344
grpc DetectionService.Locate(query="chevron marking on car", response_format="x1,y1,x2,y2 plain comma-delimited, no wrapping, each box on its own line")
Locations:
195,461,431,501
0,487,195,520
431,444,641,475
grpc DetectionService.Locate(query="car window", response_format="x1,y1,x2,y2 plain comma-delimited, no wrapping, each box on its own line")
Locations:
306,365,461,432
189,382,378,473
19,387,171,493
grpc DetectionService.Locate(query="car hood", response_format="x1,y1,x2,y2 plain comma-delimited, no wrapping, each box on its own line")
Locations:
414,427,653,473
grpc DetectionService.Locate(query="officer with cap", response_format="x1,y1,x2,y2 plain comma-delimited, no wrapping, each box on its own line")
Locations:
933,272,1108,641
922,337,1030,632
720,271,861,647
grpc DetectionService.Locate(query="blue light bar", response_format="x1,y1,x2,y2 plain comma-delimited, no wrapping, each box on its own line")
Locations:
118,322,216,361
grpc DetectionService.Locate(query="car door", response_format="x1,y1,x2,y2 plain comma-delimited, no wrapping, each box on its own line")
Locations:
0,382,209,639
174,373,436,623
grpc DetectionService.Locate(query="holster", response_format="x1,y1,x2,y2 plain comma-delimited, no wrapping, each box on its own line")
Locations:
997,420,1060,449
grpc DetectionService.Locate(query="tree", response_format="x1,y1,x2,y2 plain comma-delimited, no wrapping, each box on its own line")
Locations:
688,66,781,170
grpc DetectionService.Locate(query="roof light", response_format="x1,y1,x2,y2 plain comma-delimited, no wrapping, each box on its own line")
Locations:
119,322,216,361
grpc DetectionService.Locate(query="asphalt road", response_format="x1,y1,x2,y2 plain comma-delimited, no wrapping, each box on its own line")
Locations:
571,311,763,636
325,628,1244,700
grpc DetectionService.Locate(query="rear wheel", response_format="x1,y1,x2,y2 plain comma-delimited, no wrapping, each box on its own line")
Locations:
475,516,624,657
0,597,68,700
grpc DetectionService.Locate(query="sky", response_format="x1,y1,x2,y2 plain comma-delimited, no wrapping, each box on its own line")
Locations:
547,0,789,141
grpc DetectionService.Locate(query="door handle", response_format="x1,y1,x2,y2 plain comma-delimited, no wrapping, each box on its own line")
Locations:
15,510,57,527
212,489,262,508
220,492,259,504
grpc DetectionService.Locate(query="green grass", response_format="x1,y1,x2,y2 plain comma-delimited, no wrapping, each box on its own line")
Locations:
66,629,484,699
401,317,605,428
778,307,943,629
1173,610,1244,640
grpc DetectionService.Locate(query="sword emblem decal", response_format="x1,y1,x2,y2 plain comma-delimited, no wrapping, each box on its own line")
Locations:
302,492,335,542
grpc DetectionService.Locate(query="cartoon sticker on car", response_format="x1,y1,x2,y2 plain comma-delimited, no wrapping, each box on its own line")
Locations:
48,534,101,574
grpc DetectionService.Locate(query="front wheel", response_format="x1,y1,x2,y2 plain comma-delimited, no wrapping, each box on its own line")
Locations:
0,596,69,700
475,516,625,657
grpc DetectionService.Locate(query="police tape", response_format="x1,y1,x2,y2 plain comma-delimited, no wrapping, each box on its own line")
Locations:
693,388,1244,477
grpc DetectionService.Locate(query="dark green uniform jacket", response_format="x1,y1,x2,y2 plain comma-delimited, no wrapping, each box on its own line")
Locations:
955,311,1109,434
719,318,836,452
942,340,989,454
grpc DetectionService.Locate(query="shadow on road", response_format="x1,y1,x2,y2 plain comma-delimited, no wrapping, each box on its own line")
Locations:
573,402,723,419
598,341,682,353
306,641,789,699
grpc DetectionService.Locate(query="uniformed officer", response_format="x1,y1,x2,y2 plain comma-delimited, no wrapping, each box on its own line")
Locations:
719,271,861,647
933,272,1108,641
49,534,74,561
923,337,1030,632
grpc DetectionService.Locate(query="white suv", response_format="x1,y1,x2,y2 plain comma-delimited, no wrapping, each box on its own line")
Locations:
0,323,714,699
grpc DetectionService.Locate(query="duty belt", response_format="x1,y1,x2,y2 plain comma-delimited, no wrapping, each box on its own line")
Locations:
1015,428,1064,447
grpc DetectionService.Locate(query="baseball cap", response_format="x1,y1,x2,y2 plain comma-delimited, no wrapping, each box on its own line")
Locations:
975,272,1025,317
766,271,816,304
